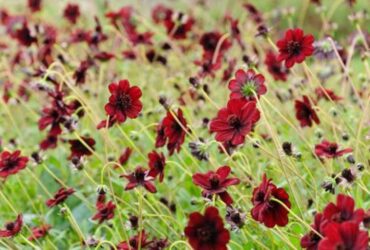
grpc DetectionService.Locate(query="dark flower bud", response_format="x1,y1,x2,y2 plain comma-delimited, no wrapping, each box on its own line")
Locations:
293,152,302,160
96,185,107,195
189,77,200,88
356,163,364,171
341,168,356,184
31,151,43,164
307,199,314,209
321,181,335,194
159,95,169,110
341,133,349,141
255,24,269,37
127,215,139,230
226,207,246,231
347,155,355,164
282,142,293,156
202,118,209,128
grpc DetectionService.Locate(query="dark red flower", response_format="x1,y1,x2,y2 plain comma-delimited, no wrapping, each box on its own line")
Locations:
209,99,260,146
192,166,240,205
63,3,80,24
276,28,314,68
46,187,75,207
94,51,115,62
295,95,320,127
184,206,230,250
148,151,166,182
265,50,289,81
118,147,132,166
155,109,188,155
301,213,325,250
200,31,232,60
315,87,342,102
318,221,368,250
0,214,23,238
92,201,116,224
103,80,142,124
243,3,263,24
228,69,266,100
14,22,37,47
121,166,157,193
28,224,51,241
68,136,96,160
0,150,28,179
251,174,291,228
117,230,151,250
73,59,93,85
40,134,58,150
28,0,42,12
315,140,352,159
323,194,364,224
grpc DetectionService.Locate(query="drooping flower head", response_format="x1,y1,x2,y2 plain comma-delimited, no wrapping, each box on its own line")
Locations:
192,166,240,205
0,150,28,179
294,95,320,127
0,214,23,238
228,69,266,100
148,151,166,182
210,98,260,146
276,28,314,68
251,174,291,228
28,224,51,241
315,140,352,159
92,201,116,224
155,109,188,155
117,230,151,250
46,187,75,207
184,206,230,250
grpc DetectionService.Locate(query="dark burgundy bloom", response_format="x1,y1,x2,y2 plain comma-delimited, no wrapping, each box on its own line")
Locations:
323,194,364,224
301,213,325,250
14,22,37,47
225,207,246,230
228,69,266,100
118,147,132,166
209,98,260,146
200,31,232,60
117,230,151,250
192,166,240,205
121,166,156,193
73,59,93,85
315,87,342,102
295,95,320,127
28,0,42,12
148,151,166,182
276,28,314,68
92,201,116,224
318,221,368,250
46,187,75,207
0,150,28,179
63,3,80,24
103,80,142,124
148,238,169,250
243,3,263,24
40,134,58,150
94,51,115,62
265,50,289,81
315,140,352,159
28,224,51,241
0,214,23,238
68,136,96,160
184,206,230,250
155,109,188,155
251,174,291,228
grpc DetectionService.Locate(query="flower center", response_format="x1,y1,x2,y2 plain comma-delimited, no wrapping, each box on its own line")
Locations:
241,81,257,97
116,94,132,110
196,225,215,242
135,170,146,182
227,115,242,130
255,191,265,202
209,175,220,189
328,144,338,154
287,41,302,55
5,222,15,231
